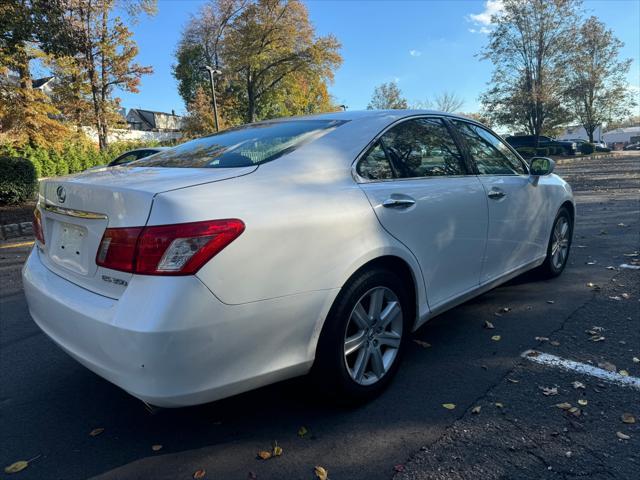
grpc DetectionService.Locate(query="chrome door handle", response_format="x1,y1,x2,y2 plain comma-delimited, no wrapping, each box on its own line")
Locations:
382,198,416,209
487,190,506,200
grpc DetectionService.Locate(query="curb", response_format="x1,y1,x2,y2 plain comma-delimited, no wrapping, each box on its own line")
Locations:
555,153,617,165
0,222,33,240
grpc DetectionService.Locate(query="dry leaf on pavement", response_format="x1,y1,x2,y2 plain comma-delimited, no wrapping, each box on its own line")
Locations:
578,399,588,406
471,406,481,414
272,443,283,457
484,320,495,329
314,466,329,480
495,402,504,408
616,432,631,440
632,357,639,363
540,386,558,396
598,361,616,372
298,426,309,437
89,428,105,437
151,445,163,452
413,340,431,348
619,370,629,376
394,464,406,472
572,381,586,389
621,413,636,424
4,461,29,474
257,451,272,460
193,469,206,479
491,335,501,341
555,402,572,410
442,403,456,410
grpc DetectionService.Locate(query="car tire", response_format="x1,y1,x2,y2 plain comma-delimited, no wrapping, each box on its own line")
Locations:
311,267,412,404
538,207,573,278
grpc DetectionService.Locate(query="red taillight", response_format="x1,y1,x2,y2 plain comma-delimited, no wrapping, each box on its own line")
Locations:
33,208,45,244
96,219,245,276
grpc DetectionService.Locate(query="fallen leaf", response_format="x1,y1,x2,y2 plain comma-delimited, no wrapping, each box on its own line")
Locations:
555,402,572,410
507,378,519,384
491,335,501,341
598,361,616,372
413,339,431,348
633,357,639,363
314,466,329,480
616,431,631,440
526,351,540,358
471,406,481,414
550,340,560,346
621,293,630,299
609,296,622,301
572,381,586,389
540,386,558,396
618,223,626,227
495,402,504,408
272,443,283,457
89,428,104,437
578,399,588,406
394,464,406,472
257,451,272,460
590,335,606,342
298,426,309,438
546,300,555,304
535,336,550,342
568,407,581,416
587,282,600,290
500,307,511,313
151,444,163,452
619,370,629,376
484,320,495,329
606,266,616,270
442,403,456,410
193,469,206,479
586,261,596,265
248,472,258,480
4,461,29,474
622,413,636,424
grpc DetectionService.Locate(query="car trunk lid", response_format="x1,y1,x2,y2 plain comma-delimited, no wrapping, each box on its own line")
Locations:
36,166,256,298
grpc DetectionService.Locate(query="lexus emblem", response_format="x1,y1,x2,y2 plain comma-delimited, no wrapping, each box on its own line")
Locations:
56,185,66,204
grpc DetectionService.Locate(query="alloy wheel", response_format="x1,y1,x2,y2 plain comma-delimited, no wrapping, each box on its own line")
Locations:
551,216,570,270
343,286,403,386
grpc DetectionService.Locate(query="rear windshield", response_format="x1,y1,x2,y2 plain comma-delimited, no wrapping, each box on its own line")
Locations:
130,119,346,168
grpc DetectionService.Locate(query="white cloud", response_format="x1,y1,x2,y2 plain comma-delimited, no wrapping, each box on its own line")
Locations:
409,49,422,57
467,0,504,34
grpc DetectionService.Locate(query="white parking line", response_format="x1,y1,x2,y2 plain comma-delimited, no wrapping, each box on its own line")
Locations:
521,350,640,391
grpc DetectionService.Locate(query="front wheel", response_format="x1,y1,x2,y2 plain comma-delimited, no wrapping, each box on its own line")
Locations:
538,207,573,278
311,267,412,404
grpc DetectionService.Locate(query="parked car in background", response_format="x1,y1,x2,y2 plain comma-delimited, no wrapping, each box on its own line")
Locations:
505,135,577,156
23,110,574,407
623,142,640,151
568,139,611,153
109,147,170,166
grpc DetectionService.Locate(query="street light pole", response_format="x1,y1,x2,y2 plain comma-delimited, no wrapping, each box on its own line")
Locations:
203,66,222,132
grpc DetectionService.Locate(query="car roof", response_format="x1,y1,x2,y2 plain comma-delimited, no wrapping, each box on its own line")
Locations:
259,109,479,126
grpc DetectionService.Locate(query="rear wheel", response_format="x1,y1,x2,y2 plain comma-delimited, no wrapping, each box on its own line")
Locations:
312,267,412,404
538,207,573,278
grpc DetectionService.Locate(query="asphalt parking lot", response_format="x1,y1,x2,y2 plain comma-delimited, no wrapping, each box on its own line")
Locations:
1,154,638,480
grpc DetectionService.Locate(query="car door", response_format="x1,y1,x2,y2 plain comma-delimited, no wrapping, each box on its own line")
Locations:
450,120,549,283
356,117,488,308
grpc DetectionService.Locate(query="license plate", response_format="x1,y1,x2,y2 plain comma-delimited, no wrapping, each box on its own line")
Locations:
50,222,88,273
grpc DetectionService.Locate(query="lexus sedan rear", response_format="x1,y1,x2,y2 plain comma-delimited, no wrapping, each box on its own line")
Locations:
23,110,574,407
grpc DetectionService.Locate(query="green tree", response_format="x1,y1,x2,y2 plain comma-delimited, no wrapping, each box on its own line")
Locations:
174,0,342,125
367,82,408,110
563,16,634,142
479,0,581,143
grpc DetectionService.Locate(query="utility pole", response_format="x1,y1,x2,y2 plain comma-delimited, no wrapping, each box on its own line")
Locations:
203,66,222,132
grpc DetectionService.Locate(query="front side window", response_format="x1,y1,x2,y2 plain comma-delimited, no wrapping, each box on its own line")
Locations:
131,120,346,168
452,121,526,175
379,118,465,178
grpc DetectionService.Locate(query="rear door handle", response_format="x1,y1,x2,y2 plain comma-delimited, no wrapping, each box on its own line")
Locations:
382,197,416,209
487,189,506,200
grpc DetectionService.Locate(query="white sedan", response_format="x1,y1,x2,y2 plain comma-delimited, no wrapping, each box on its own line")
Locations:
23,110,574,407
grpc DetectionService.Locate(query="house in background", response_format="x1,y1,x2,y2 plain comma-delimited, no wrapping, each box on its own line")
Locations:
126,108,183,132
557,124,603,143
603,126,640,149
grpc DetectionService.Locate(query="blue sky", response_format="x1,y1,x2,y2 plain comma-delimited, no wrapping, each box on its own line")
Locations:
118,0,640,115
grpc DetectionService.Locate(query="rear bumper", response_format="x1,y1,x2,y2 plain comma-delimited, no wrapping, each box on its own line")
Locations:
22,248,331,407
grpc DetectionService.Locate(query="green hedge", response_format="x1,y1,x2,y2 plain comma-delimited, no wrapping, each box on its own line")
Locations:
580,142,595,154
0,156,38,205
0,137,170,179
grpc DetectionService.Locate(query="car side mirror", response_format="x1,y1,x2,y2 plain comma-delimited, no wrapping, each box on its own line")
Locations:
529,157,555,176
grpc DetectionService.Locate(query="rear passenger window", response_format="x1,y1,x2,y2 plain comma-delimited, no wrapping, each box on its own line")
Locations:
357,142,394,180
380,118,465,178
452,121,526,175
